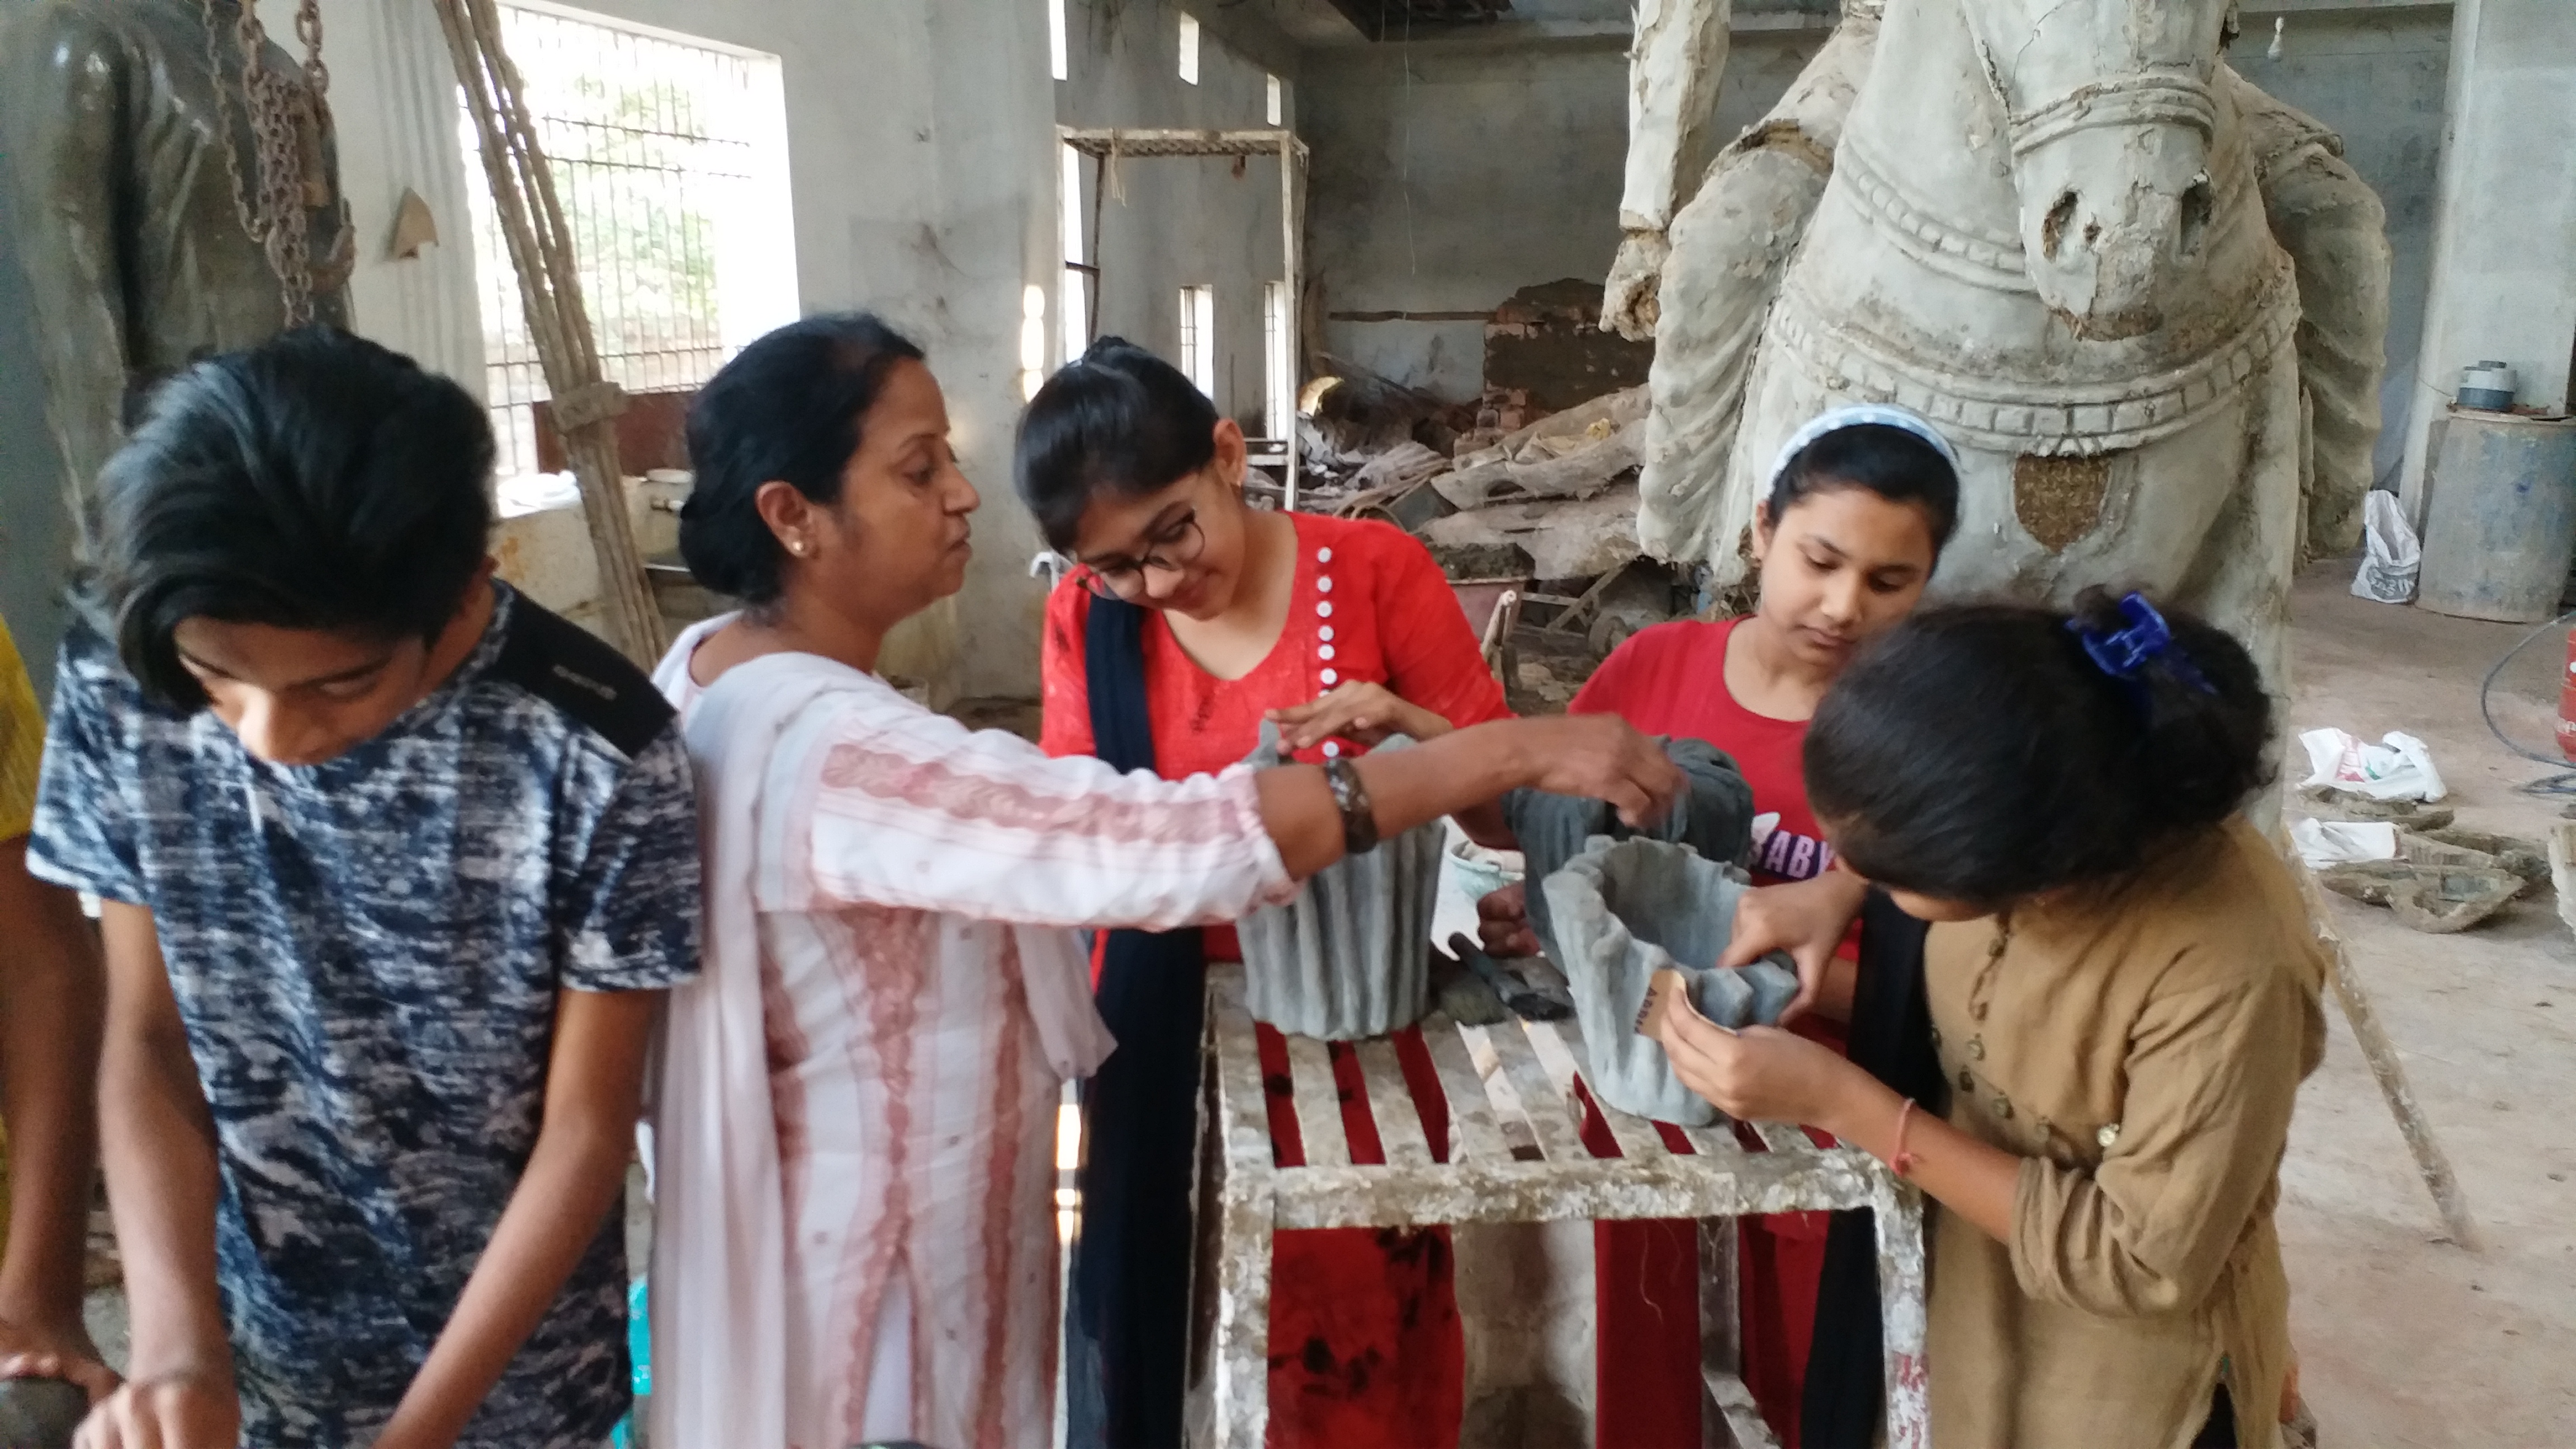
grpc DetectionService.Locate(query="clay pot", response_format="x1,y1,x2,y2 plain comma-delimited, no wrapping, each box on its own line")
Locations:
1542,835,1800,1125
1236,728,1442,1040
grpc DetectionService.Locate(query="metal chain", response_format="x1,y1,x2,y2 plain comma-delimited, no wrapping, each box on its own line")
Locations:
198,0,343,326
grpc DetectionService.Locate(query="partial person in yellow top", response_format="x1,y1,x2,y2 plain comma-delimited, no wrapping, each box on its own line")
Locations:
0,615,115,1404
1657,590,2326,1449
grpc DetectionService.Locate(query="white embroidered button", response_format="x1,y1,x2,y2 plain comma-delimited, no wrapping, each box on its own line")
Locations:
1319,645,1336,661
2096,1123,2121,1149
1318,547,1333,564
1322,741,1341,758
1318,576,1334,594
1317,601,1333,618
1322,669,1339,685
1319,625,1335,642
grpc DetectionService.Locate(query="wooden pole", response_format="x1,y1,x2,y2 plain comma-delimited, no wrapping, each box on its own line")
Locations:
433,0,665,665
2296,860,2479,1248
1280,132,1300,513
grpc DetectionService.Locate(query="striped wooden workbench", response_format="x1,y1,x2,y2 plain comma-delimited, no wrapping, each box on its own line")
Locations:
1183,965,1929,1449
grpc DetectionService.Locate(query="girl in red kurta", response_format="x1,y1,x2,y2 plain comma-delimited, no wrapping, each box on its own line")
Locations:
1021,338,1510,1448
1480,406,1961,1447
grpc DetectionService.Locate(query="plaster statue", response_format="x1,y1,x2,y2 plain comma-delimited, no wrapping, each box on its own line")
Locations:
1609,0,2392,690
0,0,352,556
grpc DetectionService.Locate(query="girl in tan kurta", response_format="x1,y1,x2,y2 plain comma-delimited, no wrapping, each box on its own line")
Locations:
1657,592,2327,1449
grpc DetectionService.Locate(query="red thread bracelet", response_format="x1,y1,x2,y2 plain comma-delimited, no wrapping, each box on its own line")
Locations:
1892,1098,1920,1179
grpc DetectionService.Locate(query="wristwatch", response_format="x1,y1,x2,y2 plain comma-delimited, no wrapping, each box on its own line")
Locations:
1322,756,1379,855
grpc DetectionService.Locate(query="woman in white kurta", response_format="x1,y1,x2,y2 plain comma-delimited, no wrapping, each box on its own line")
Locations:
646,313,1683,1449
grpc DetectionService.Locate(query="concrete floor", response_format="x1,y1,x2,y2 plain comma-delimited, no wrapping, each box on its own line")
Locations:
2275,565,2576,1446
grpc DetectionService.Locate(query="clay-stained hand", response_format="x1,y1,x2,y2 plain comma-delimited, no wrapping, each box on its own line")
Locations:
1654,992,1871,1132
1600,229,1671,342
1516,714,1684,829
1719,869,1870,1023
1475,881,1543,959
0,1315,120,1405
73,1371,239,1449
1265,681,1450,753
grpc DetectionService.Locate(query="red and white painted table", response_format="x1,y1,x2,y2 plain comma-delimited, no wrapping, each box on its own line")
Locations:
1184,964,1930,1449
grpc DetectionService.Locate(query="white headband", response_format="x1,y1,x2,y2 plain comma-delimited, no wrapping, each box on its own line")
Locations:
1767,404,1960,489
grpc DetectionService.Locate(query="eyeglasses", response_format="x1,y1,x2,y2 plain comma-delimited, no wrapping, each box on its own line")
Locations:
1076,511,1206,600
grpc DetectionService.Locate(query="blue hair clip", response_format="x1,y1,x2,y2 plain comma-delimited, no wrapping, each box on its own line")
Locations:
2067,593,2216,695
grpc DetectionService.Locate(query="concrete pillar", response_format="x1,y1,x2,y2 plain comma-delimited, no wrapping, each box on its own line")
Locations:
2396,0,2576,518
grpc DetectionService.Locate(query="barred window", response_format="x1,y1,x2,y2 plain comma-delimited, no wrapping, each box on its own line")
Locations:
462,3,797,493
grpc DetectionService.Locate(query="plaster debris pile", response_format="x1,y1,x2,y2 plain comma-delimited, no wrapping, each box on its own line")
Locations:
1294,366,1683,692
2293,728,2545,933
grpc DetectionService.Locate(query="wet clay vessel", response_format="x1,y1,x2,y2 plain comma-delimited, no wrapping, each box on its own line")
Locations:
1542,835,1801,1125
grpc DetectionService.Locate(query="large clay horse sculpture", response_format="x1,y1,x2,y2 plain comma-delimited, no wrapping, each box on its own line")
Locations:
1685,0,2313,690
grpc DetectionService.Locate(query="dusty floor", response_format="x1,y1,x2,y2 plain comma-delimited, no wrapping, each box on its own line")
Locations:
2275,564,2576,1446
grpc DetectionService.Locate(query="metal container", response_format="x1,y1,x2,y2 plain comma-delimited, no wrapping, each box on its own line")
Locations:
2417,411,2576,623
1235,727,1441,1040
2457,361,2518,413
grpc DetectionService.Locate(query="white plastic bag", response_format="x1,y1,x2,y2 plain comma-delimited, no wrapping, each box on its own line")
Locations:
2300,727,2448,802
2290,818,2400,866
2351,490,2421,604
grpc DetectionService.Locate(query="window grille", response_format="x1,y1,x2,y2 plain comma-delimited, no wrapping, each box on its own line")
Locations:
462,4,795,490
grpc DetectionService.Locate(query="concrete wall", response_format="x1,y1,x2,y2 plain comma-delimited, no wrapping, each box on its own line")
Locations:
2395,0,2576,512
1300,26,1825,401
1059,0,1297,433
317,0,489,400
1304,6,2457,413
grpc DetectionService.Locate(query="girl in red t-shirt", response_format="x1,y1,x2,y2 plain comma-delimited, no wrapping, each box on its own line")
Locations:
1480,406,1961,1448
1023,339,1509,1449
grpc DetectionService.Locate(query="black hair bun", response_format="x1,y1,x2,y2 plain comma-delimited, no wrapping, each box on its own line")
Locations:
1805,593,2274,905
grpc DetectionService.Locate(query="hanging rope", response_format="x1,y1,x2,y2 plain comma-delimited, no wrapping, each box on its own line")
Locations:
433,0,665,665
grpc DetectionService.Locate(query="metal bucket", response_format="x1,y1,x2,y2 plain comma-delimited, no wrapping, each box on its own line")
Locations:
2417,411,2576,623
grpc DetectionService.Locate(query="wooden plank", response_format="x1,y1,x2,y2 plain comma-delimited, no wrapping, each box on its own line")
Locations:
1265,1148,1884,1230
1205,974,1278,1181
1419,1020,1510,1165
1699,1219,1741,1449
1283,1035,1351,1169
1676,1123,1746,1168
1745,1119,1808,1155
1701,1367,1784,1449
1353,1037,1433,1168
1209,1172,1277,1449
1200,970,1278,1448
1480,1021,1591,1163
1524,1020,1665,1162
1873,1181,1934,1449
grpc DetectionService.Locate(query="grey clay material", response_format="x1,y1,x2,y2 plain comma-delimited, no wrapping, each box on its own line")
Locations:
1503,736,1756,975
1542,835,1801,1125
1234,726,1442,1040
